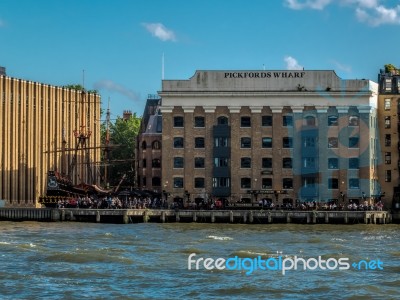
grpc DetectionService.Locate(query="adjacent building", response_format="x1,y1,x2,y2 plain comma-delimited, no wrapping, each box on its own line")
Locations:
136,95,163,194
377,66,400,209
157,70,379,207
0,69,101,207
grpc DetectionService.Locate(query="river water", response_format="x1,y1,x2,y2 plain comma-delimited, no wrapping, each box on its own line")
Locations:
0,221,399,299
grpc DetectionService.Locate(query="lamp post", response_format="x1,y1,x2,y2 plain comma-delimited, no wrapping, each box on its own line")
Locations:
254,178,258,205
274,190,279,208
163,181,168,208
340,191,345,210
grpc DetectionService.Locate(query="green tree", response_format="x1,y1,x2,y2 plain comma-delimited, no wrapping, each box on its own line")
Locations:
101,113,141,187
384,64,399,74
63,84,98,94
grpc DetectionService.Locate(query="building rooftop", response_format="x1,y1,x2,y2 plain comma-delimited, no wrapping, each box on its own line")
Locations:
161,70,377,93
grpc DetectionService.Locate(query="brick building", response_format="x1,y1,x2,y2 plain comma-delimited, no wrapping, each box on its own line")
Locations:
377,67,400,209
136,95,163,194
157,70,379,207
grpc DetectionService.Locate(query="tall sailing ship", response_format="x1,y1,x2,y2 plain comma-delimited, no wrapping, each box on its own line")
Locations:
39,90,124,207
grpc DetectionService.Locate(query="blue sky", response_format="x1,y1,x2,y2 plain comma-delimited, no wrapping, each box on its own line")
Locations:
1,0,400,118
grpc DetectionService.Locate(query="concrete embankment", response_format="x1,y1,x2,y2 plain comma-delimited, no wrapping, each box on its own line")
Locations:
0,208,396,224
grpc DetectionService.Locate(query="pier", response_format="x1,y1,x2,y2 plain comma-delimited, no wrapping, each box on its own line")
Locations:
0,208,395,224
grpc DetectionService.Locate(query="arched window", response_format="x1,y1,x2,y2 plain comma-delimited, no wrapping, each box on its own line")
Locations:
152,140,161,150
142,141,147,149
217,116,228,125
152,159,161,168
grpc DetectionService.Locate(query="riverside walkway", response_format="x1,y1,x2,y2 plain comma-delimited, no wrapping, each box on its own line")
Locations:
0,208,396,224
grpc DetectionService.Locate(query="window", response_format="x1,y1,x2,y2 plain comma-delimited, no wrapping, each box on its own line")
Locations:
142,141,147,149
328,137,338,148
217,116,228,125
214,137,229,147
241,178,251,189
349,137,359,148
174,116,184,127
241,137,251,148
385,152,391,164
305,116,316,126
385,78,392,92
349,158,359,169
262,157,272,168
384,98,391,110
194,116,205,127
328,115,338,126
214,158,228,167
174,157,184,168
262,137,272,148
142,159,147,168
283,157,292,168
303,157,316,168
174,137,184,148
283,178,293,189
152,140,161,150
241,157,251,168
328,178,338,189
349,178,359,189
174,177,184,188
152,159,161,168
283,115,293,126
195,157,205,168
385,116,391,129
152,177,161,187
262,115,272,126
349,115,359,126
304,137,316,148
302,177,316,187
195,137,205,148
194,177,205,188
262,178,272,189
328,158,338,169
385,170,392,182
142,177,147,187
241,116,251,127
213,177,230,187
385,134,391,147
283,137,293,148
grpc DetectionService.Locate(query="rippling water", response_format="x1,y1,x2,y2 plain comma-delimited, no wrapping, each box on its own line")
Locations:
0,222,399,299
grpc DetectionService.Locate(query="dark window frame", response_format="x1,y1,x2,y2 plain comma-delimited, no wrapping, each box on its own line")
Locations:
262,115,272,126
174,116,184,127
194,116,205,128
241,116,251,127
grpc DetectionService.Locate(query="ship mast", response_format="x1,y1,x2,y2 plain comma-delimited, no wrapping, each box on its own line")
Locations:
69,88,93,184
104,97,111,188
61,127,67,176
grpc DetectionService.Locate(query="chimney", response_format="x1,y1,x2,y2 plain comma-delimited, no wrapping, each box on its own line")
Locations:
123,110,132,120
0,66,6,76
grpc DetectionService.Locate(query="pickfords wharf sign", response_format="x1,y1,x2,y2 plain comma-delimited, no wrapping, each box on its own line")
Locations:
224,71,306,79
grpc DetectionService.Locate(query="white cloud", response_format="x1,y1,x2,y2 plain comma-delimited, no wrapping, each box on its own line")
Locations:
284,56,303,70
93,80,140,102
285,0,332,10
285,0,400,26
332,60,352,73
356,5,400,26
142,23,177,42
341,0,378,8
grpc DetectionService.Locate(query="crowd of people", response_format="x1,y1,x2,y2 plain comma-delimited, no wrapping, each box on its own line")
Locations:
55,194,385,211
56,195,168,209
